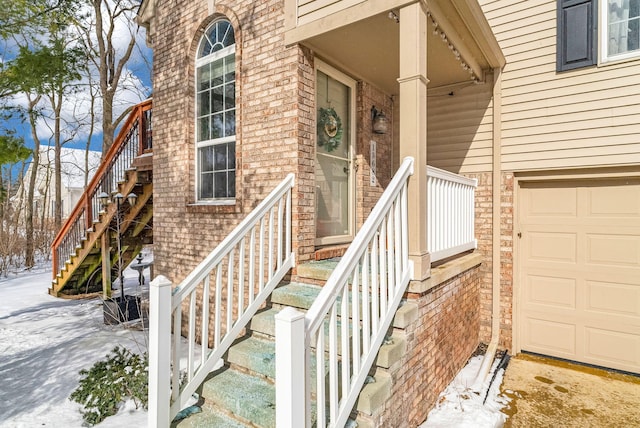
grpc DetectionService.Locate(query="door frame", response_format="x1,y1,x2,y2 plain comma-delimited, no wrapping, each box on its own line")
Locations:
314,59,357,247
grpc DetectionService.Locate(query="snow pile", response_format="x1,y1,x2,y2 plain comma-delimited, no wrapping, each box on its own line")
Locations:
420,355,511,428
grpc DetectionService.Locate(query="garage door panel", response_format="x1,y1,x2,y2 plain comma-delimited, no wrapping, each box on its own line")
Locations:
526,275,576,309
524,317,576,356
586,280,640,318
519,178,640,374
584,327,640,371
525,186,577,217
585,184,640,218
527,232,577,263
586,234,640,268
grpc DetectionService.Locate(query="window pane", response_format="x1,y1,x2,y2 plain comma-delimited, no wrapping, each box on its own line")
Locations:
214,144,227,170
200,146,214,172
212,59,224,87
213,85,224,113
229,171,236,196
199,39,212,58
224,82,235,109
212,114,223,139
200,172,213,199
198,90,210,116
214,172,228,198
225,109,236,137
197,64,210,91
198,117,209,142
229,143,236,168
225,55,235,82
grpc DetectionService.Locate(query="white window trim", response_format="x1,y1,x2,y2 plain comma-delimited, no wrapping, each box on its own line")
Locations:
194,22,236,204
600,0,640,64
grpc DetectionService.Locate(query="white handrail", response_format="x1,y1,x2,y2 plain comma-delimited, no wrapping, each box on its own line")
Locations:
149,174,295,426
276,157,414,428
426,165,477,262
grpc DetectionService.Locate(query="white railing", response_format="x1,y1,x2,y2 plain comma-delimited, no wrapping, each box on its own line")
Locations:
427,165,477,263
149,174,295,428
275,157,414,428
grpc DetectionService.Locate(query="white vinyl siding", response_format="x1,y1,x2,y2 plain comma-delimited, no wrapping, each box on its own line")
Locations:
480,0,640,171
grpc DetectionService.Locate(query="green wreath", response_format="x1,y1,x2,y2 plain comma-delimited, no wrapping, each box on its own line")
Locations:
317,107,343,152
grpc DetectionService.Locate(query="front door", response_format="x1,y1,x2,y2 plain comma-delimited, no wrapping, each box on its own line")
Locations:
315,63,356,245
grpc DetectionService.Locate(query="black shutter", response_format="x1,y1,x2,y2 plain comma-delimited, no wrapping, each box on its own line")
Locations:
557,0,598,71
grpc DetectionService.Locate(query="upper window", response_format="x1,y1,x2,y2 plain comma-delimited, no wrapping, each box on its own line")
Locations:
557,0,640,71
196,20,236,202
604,0,640,61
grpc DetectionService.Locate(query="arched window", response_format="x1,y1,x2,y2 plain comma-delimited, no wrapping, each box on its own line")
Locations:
195,19,236,201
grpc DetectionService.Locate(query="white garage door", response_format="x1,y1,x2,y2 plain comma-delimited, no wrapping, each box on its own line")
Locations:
518,178,640,374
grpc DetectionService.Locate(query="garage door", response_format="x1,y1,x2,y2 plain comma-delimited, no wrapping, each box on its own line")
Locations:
518,178,640,374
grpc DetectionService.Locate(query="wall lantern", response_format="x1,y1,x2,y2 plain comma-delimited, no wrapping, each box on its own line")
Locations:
371,106,389,134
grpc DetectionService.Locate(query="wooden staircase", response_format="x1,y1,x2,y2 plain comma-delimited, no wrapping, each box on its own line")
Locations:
50,99,153,298
173,260,416,428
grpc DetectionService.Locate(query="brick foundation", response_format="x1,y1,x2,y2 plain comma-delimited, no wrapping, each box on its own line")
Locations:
373,262,482,427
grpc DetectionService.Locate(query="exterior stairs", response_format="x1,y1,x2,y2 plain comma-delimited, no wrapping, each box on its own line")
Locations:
49,100,153,297
174,259,417,428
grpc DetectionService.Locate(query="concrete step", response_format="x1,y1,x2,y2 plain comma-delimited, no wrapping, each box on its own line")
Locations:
201,368,275,428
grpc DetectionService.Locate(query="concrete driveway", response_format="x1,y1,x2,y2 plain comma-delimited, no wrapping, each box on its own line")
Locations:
500,353,640,427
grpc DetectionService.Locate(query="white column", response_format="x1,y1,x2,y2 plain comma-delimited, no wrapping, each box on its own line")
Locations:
148,275,173,428
275,306,306,428
399,2,430,280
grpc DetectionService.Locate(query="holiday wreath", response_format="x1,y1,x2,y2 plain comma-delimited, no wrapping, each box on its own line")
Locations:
317,107,343,152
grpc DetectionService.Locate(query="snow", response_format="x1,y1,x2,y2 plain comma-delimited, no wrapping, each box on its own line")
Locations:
0,265,149,427
420,355,511,428
0,264,511,428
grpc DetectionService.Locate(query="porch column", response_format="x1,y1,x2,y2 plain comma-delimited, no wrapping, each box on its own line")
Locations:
399,2,430,280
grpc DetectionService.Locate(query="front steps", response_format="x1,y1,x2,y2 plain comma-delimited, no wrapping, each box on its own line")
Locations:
175,262,417,428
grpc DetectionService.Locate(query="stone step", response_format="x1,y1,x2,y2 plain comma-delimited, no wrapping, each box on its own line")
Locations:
355,370,392,416
201,368,275,428
173,406,250,428
271,281,322,310
296,258,339,281
227,336,275,379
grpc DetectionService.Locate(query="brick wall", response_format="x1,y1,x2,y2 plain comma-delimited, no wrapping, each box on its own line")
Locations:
152,0,307,284
374,263,482,427
466,171,513,350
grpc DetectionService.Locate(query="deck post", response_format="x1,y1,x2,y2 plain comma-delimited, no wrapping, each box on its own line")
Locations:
275,306,306,428
149,275,172,428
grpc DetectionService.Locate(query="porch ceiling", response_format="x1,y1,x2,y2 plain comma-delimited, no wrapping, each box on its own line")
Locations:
300,1,504,95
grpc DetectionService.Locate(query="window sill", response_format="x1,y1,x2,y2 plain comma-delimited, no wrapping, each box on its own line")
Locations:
186,201,241,214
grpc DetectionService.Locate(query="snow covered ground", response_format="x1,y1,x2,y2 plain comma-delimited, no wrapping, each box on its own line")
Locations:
0,264,509,428
0,265,149,427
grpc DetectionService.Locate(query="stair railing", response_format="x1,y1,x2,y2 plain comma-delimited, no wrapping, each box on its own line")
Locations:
148,173,295,427
276,157,414,427
51,99,152,279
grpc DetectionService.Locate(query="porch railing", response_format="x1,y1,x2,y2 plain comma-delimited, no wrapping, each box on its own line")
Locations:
426,165,477,263
275,157,414,427
51,99,152,277
148,174,295,427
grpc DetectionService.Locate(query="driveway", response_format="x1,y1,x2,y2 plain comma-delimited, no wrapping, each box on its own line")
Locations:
500,353,640,427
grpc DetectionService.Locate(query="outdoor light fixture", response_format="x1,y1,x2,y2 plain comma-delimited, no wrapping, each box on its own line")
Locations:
98,190,139,323
371,106,389,134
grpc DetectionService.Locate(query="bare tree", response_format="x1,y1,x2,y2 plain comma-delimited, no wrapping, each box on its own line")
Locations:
84,0,141,154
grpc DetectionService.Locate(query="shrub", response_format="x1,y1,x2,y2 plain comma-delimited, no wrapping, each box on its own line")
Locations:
69,346,148,426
